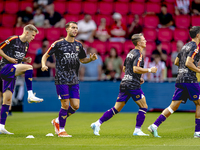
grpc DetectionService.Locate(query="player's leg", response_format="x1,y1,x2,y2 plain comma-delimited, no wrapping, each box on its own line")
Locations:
193,99,200,138
14,64,43,103
148,100,182,137
0,90,14,134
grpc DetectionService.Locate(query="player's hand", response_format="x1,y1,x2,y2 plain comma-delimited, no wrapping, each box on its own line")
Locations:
41,65,48,72
150,67,157,73
90,53,98,61
8,57,17,64
140,78,144,84
25,57,32,63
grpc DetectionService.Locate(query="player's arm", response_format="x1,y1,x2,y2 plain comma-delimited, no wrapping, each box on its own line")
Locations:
133,66,157,74
185,56,200,73
0,48,17,64
174,57,179,66
41,53,50,71
80,53,98,64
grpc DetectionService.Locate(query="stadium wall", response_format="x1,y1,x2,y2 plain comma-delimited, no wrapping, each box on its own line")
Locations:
23,81,196,112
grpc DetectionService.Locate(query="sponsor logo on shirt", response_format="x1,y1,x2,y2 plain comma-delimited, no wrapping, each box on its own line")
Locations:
127,53,134,59
178,68,188,73
122,75,133,81
76,46,79,51
193,95,197,98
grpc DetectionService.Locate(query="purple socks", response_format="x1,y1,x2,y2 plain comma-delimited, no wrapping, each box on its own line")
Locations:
136,108,147,128
99,107,118,124
154,114,166,127
0,105,10,125
67,106,76,117
59,108,68,129
195,118,200,132
25,70,33,91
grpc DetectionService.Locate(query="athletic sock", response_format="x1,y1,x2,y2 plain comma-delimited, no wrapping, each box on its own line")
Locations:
99,107,118,124
67,106,76,117
59,108,68,129
195,118,200,132
154,114,166,127
25,70,33,91
0,105,10,125
135,108,147,129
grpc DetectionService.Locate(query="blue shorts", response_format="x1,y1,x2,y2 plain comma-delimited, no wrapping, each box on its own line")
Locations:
0,64,16,93
117,88,145,103
172,83,200,103
56,84,80,100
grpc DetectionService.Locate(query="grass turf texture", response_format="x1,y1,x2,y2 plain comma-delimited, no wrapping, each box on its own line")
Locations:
0,112,199,150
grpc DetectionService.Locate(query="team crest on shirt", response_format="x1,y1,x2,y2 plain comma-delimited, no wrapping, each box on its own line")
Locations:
51,43,55,47
193,95,197,98
5,40,10,44
136,95,140,98
194,49,199,53
25,47,28,51
138,57,142,61
76,46,79,51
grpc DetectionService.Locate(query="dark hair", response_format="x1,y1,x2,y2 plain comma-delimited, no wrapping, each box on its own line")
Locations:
65,21,78,29
131,33,143,46
109,47,118,58
189,26,200,39
161,4,167,8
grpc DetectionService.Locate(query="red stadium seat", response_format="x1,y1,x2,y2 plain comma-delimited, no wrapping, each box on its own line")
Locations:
14,27,23,35
191,16,200,26
146,41,156,56
67,2,82,14
82,2,98,15
158,28,173,42
134,0,145,2
54,1,66,15
2,14,17,27
165,2,174,14
101,0,114,2
143,28,157,41
28,41,42,54
171,41,177,52
0,1,4,13
114,2,129,15
0,27,14,40
123,40,135,55
35,28,45,41
46,28,61,41
19,1,33,11
98,2,113,15
161,42,171,54
149,0,162,2
130,2,145,15
143,15,159,28
91,40,107,55
146,2,161,14
174,28,189,42
164,0,175,3
96,14,112,26
107,42,123,55
64,14,79,23
175,15,190,28
5,1,19,14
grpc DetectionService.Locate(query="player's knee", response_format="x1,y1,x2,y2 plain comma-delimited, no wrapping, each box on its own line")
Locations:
72,104,79,110
27,65,33,70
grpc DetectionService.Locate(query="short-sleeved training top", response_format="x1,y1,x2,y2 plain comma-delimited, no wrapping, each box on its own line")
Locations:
47,39,86,85
0,36,29,70
120,49,144,90
176,41,200,83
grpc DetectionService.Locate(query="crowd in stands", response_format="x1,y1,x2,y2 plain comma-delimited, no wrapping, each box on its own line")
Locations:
0,0,200,82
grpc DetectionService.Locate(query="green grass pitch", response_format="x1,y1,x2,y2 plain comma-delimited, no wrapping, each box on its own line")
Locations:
0,112,200,150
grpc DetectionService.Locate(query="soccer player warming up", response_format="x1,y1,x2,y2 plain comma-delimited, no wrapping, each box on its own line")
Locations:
41,21,97,137
148,26,200,138
91,33,157,136
0,24,43,134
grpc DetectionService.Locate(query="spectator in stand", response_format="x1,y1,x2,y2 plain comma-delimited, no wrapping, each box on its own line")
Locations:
95,18,110,42
34,0,53,10
157,4,174,30
33,7,45,27
16,7,34,27
142,48,150,81
104,47,123,80
79,47,103,81
191,0,200,15
110,13,126,43
33,39,55,77
76,14,97,43
148,54,166,82
44,4,66,28
175,0,191,15
152,40,167,63
128,15,143,39
171,40,184,77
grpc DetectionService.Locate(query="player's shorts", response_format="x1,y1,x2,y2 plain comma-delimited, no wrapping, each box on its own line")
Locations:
172,83,200,103
0,64,16,93
116,88,145,103
56,84,80,100
0,78,2,92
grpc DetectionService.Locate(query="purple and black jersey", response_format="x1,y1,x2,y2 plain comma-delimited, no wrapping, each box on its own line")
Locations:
47,39,87,85
176,41,200,83
0,36,29,70
120,49,144,90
